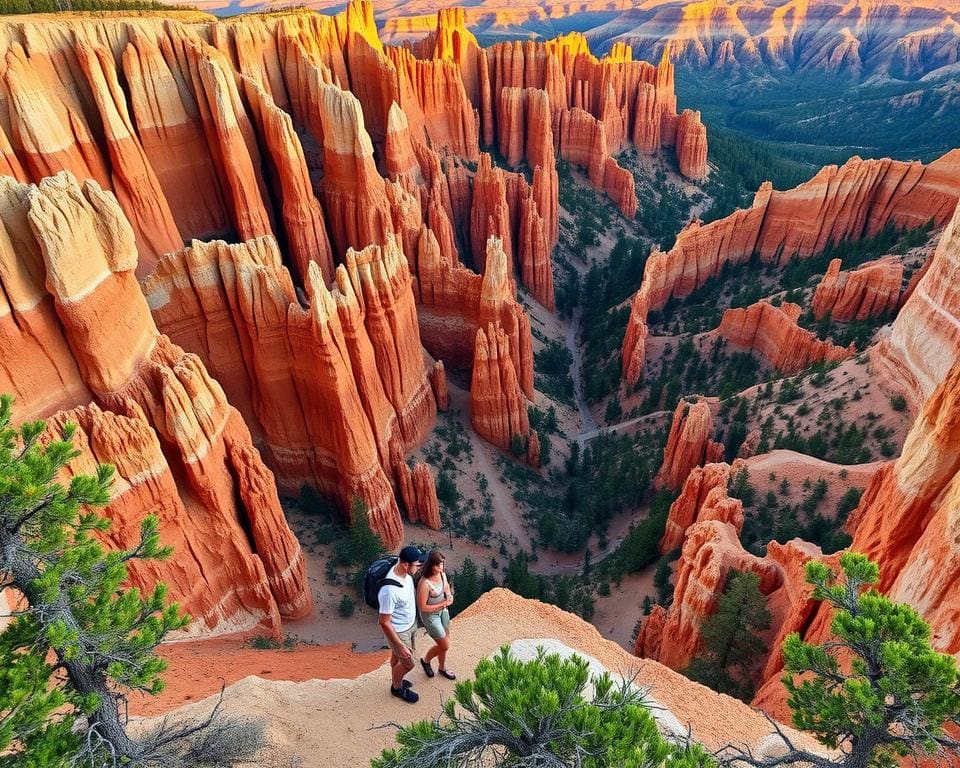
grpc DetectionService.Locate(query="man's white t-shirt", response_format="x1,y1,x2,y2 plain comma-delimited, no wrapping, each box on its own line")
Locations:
378,566,416,632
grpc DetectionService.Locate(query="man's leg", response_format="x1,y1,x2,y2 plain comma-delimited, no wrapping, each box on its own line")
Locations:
390,649,407,689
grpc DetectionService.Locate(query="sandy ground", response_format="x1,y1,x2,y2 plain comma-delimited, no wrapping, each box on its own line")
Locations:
744,449,884,519
133,590,826,767
590,566,658,649
132,640,387,717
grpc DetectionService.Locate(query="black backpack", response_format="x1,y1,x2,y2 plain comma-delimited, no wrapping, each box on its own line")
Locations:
363,555,402,609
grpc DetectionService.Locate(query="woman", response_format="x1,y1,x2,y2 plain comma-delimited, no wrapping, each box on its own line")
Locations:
417,549,456,680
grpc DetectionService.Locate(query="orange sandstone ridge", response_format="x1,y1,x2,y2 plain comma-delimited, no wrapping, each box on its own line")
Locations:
812,258,903,322
712,300,855,374
622,151,960,386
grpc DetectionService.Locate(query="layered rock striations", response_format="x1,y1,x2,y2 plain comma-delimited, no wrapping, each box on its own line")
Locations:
812,258,903,322
876,200,960,407
622,152,960,385
844,351,960,655
0,172,308,635
713,300,855,374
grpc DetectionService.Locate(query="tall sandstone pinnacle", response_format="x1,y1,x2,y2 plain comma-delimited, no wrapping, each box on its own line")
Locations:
470,322,531,454
654,398,724,491
0,171,308,634
660,461,744,553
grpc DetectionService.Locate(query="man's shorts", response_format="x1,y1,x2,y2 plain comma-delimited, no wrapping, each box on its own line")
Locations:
394,624,417,654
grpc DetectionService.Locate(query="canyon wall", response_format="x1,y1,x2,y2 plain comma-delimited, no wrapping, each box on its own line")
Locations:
635,201,960,716
622,151,960,385
876,201,960,406
0,172,308,636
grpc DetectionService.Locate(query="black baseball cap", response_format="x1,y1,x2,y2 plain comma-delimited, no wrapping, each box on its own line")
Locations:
399,545,425,564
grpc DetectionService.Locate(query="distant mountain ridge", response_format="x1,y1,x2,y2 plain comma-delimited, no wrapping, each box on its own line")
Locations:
186,0,960,81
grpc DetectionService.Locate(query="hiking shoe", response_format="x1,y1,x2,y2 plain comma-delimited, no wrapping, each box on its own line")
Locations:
391,685,419,703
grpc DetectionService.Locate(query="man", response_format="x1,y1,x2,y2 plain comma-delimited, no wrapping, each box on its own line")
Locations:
378,545,425,703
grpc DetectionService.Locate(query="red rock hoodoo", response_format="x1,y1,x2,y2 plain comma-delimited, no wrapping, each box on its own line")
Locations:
654,397,724,491
634,520,783,669
660,461,744,553
470,322,531,453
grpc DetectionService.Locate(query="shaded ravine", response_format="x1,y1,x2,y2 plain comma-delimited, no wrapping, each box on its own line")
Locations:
568,306,599,438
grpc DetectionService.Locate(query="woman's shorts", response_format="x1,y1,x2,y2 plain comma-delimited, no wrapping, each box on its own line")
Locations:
421,607,451,641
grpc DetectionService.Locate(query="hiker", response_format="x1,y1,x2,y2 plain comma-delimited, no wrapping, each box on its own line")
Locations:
378,545,425,703
417,549,456,681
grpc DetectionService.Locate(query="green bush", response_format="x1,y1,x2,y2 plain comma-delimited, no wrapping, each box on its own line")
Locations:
374,647,715,768
338,595,356,618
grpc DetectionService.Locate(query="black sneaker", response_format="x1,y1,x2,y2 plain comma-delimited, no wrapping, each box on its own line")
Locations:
391,685,419,703
401,679,413,689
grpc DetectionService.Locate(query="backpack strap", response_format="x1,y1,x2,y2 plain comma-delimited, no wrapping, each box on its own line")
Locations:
378,577,403,591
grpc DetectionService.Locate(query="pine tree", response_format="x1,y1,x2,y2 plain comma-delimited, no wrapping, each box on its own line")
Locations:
685,571,771,700
449,557,480,618
719,553,960,768
374,646,716,768
0,395,262,766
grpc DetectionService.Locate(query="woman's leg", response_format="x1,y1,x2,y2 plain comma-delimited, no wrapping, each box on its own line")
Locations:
424,633,447,662
432,636,450,670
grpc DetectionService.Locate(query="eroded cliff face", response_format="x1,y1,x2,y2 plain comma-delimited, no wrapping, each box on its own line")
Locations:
0,172,308,636
142,233,437,548
812,258,903,322
876,200,960,407
622,152,960,385
635,202,960,715
713,300,855,374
